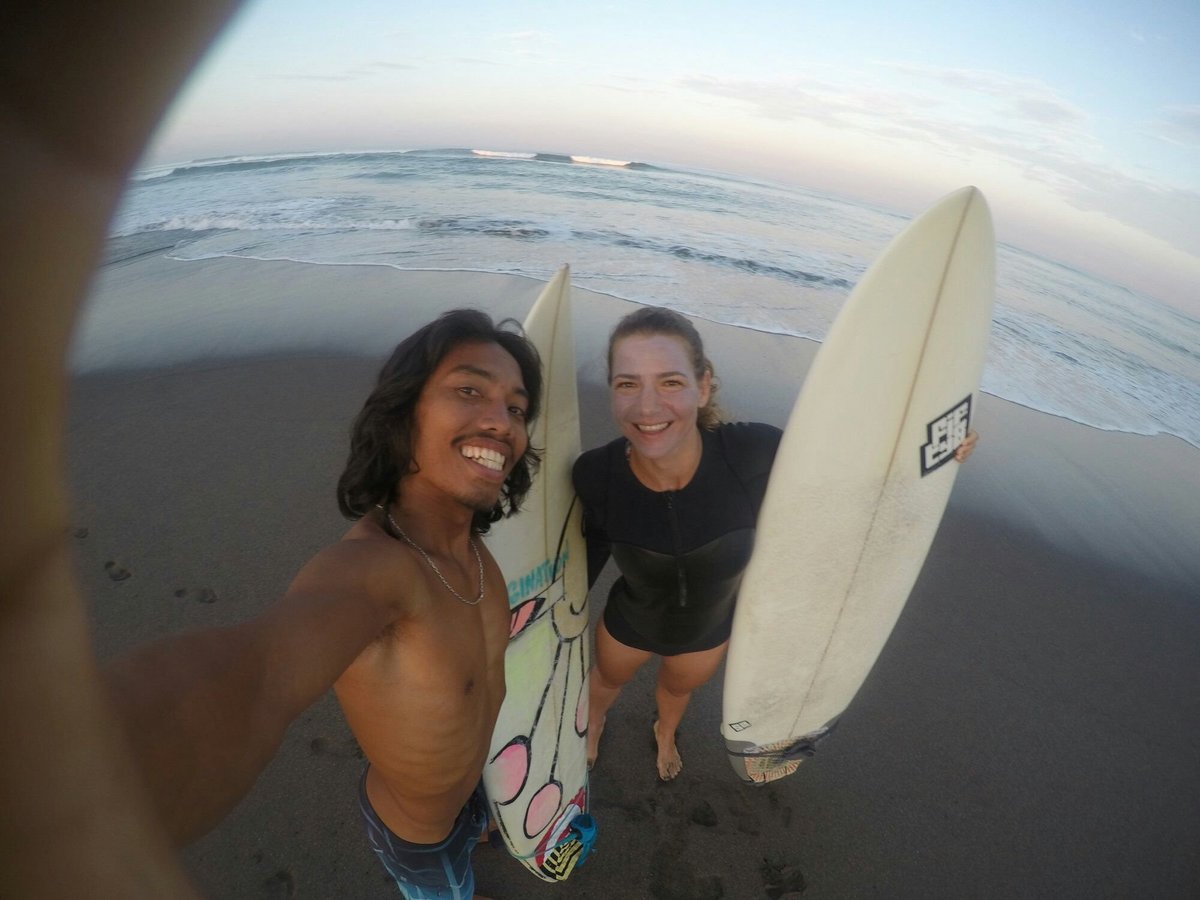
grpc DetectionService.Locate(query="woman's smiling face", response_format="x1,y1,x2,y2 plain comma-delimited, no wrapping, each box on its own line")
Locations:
609,333,712,465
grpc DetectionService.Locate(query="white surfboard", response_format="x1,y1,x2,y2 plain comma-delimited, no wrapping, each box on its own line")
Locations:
722,186,995,784
482,266,595,880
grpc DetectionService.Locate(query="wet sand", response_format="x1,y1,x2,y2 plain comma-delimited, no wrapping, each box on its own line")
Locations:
69,255,1200,897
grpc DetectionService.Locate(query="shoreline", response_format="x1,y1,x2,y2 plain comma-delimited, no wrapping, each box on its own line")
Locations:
69,253,1200,897
84,250,1199,452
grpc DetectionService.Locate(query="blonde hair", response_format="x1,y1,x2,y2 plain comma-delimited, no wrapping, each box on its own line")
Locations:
606,306,725,429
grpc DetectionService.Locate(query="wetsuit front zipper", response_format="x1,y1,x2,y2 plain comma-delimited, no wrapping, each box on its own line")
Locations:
665,492,688,608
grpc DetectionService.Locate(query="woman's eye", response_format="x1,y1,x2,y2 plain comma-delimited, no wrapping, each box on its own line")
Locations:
509,406,527,419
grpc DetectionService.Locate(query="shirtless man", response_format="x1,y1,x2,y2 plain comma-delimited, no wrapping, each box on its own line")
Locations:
1,2,541,895
70,308,540,900
330,310,541,897
93,310,539,900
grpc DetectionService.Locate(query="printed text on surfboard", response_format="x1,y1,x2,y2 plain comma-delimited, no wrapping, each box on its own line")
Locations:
506,549,571,606
921,396,972,476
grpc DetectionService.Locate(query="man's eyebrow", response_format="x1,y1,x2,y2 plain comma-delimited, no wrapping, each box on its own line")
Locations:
449,364,529,399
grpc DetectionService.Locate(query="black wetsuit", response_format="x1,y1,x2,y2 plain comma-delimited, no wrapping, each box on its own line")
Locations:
572,422,781,656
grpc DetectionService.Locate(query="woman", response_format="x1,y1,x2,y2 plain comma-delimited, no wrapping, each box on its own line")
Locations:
573,307,976,780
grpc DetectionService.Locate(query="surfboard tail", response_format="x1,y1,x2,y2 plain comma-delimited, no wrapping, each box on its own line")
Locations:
724,719,839,785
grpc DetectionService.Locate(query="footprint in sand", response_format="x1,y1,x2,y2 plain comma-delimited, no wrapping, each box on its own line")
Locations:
261,869,296,899
650,861,723,900
174,587,217,604
104,561,131,581
689,800,719,827
646,833,724,900
760,857,807,898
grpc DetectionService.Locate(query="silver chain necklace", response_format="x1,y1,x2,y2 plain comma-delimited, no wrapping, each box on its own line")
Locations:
376,504,484,606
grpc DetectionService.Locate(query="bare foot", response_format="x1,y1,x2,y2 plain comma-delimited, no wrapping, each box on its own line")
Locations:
586,715,606,770
653,720,682,781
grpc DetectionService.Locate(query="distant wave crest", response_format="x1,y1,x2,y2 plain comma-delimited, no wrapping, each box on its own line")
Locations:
472,149,537,160
149,147,667,182
470,149,660,170
160,151,411,179
570,155,630,167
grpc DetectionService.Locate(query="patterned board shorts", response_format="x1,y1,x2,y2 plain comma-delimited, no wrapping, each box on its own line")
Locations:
358,767,488,900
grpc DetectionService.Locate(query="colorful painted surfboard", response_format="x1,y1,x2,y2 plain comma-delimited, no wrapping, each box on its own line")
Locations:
482,266,595,880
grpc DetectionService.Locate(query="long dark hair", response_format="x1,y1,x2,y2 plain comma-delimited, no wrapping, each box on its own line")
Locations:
606,306,724,429
337,308,543,533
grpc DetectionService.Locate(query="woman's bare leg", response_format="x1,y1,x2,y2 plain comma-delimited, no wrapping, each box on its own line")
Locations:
586,619,653,768
653,641,729,780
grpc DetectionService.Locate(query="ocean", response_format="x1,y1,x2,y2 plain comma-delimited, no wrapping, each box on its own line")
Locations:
86,147,1200,449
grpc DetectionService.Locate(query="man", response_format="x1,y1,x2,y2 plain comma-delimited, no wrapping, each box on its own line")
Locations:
2,5,542,896
333,317,538,896
106,311,540,898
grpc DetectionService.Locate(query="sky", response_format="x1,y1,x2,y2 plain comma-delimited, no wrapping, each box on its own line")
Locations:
146,0,1200,313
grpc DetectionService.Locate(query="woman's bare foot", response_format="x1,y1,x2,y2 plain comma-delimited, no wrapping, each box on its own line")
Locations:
653,720,683,780
586,715,606,770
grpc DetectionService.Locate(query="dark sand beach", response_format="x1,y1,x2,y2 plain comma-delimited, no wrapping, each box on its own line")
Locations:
69,255,1200,898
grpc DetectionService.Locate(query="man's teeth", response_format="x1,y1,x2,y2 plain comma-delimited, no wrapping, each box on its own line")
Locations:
462,446,505,471
636,422,669,433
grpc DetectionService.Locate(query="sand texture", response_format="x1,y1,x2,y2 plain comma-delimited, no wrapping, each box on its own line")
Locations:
69,256,1200,898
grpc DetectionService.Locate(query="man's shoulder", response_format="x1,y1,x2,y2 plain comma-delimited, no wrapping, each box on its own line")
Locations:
291,526,424,620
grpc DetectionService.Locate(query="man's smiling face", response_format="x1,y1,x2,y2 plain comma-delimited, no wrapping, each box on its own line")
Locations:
409,340,530,514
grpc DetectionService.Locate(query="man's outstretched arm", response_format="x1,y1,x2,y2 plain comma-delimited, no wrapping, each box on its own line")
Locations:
1,1,242,896
103,543,402,846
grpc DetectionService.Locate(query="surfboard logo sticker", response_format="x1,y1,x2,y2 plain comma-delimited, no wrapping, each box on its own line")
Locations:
920,395,972,476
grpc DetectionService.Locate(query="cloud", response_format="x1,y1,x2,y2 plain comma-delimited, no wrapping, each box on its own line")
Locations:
597,77,667,96
880,62,1090,131
1012,95,1086,127
501,30,550,42
675,64,1199,257
271,73,363,82
677,67,1093,160
1151,104,1200,147
678,72,916,128
485,29,557,61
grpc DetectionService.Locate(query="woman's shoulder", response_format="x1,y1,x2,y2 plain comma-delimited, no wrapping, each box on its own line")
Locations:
711,422,781,507
714,421,783,458
573,436,627,490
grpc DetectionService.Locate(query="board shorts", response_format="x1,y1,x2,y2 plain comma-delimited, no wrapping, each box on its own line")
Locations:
358,767,489,900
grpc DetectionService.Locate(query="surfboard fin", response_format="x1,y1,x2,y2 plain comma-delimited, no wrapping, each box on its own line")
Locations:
538,814,597,880
725,718,840,785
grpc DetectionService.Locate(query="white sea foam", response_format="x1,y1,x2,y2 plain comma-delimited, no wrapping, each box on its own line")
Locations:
96,148,1200,448
569,155,632,167
473,149,537,159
